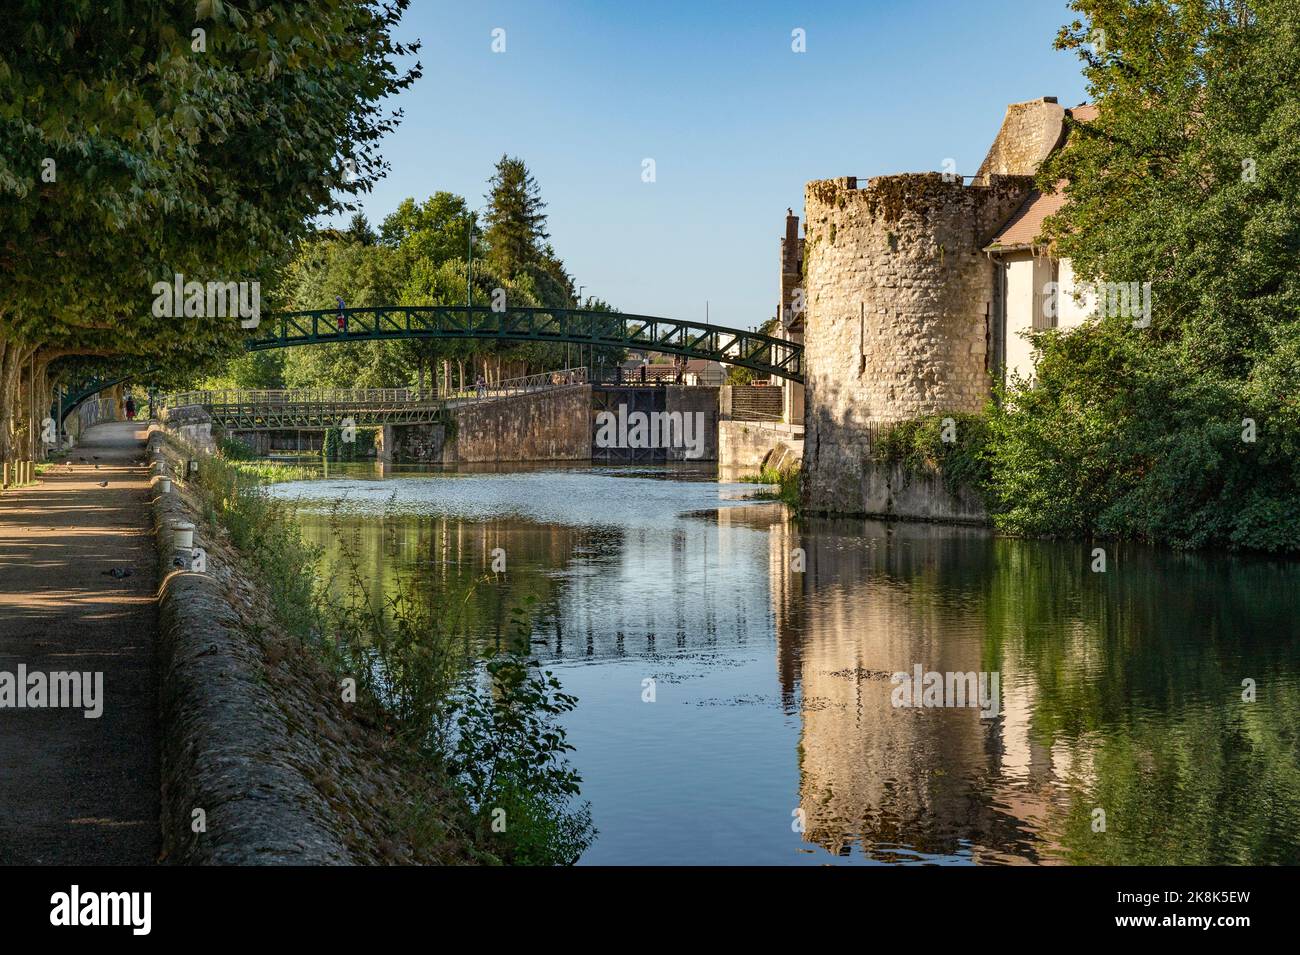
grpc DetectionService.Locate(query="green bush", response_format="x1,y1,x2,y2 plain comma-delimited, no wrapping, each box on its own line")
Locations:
448,608,596,866
985,319,1300,551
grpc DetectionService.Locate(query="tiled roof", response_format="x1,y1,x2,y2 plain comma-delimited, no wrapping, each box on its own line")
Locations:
985,183,1068,251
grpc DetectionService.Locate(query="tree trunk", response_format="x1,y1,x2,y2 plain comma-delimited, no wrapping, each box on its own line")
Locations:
0,341,36,467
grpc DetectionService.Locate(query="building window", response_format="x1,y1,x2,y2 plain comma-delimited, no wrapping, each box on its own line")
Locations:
1033,257,1059,330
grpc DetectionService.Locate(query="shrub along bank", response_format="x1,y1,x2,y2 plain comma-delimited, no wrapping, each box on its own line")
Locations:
154,429,593,864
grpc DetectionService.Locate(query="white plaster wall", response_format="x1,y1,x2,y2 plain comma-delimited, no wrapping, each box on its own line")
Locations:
1004,253,1037,384
1058,257,1094,328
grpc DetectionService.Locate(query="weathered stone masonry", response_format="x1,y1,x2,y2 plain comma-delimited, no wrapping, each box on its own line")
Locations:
795,96,1074,517
801,172,1030,513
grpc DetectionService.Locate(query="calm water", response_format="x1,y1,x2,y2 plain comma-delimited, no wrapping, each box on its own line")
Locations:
269,463,1300,865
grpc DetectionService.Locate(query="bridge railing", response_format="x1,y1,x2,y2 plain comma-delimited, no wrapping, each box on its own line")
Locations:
160,367,589,411
443,366,588,403
162,387,443,409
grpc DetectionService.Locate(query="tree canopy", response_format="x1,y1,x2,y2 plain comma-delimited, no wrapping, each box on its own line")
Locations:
0,0,420,458
986,0,1300,551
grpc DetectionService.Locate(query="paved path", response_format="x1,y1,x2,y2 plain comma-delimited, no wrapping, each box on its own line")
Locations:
0,422,159,864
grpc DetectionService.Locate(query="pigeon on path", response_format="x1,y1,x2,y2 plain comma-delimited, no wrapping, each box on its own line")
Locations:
98,480,108,487
102,567,133,579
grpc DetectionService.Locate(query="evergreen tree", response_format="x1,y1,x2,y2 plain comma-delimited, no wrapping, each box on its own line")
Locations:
347,213,378,246
482,156,550,279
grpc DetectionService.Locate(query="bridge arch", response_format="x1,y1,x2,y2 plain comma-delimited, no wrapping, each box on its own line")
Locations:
247,306,803,383
58,305,804,422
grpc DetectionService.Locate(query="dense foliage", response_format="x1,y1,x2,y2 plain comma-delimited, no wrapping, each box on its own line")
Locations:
996,0,1300,552
0,1,419,460
201,155,623,392
882,1,1300,552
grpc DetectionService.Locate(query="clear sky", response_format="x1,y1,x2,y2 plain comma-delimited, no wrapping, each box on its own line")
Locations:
332,0,1090,330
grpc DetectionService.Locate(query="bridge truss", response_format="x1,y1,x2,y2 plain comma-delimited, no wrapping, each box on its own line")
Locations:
246,306,804,383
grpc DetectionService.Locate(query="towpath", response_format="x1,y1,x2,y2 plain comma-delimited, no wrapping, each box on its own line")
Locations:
0,421,159,864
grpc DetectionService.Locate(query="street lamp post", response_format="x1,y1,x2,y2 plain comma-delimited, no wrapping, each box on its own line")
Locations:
575,285,586,369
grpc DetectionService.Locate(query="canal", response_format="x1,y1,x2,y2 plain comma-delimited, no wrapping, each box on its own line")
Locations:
268,463,1300,865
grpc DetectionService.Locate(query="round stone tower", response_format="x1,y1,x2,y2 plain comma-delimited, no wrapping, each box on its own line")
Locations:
801,171,1031,510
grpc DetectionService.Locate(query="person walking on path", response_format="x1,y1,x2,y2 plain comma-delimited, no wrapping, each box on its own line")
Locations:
124,394,136,421
475,373,486,399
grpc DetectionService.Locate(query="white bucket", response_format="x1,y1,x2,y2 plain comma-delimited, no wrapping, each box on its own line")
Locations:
158,477,172,494
172,522,194,551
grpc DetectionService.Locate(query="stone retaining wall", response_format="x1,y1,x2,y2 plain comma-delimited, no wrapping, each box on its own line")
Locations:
388,385,591,464
149,427,475,865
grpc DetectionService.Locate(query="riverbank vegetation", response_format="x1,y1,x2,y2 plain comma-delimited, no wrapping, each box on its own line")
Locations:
871,413,993,499
189,444,594,864
741,463,802,511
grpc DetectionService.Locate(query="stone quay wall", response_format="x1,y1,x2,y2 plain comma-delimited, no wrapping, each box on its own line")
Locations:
388,384,593,464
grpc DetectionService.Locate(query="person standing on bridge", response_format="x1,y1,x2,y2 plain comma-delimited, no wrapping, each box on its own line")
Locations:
336,296,347,333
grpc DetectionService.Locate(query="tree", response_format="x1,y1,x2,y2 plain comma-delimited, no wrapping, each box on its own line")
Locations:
347,213,378,247
379,193,473,267
482,156,549,280
0,1,420,461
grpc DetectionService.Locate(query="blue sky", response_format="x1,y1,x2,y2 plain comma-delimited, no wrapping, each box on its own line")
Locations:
332,0,1090,330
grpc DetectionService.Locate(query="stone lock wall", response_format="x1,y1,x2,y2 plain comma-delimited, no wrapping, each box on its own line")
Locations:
801,172,1031,513
389,385,593,464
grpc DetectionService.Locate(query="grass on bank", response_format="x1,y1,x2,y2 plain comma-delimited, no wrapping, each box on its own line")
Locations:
217,436,318,484
185,439,594,864
740,464,801,510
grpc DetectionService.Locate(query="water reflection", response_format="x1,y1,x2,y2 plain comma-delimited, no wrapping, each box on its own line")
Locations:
276,468,1300,865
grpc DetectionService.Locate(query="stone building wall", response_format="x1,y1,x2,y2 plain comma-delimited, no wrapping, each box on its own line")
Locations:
801,172,1031,513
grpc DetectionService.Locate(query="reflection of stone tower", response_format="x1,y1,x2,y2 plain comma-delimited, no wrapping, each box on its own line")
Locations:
787,523,1000,858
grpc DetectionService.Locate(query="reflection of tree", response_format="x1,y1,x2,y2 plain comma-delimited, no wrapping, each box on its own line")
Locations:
298,510,597,654
983,541,1300,864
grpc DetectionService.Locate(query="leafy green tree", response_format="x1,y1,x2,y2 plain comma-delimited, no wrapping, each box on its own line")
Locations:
380,193,473,268
0,0,420,459
988,0,1300,551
